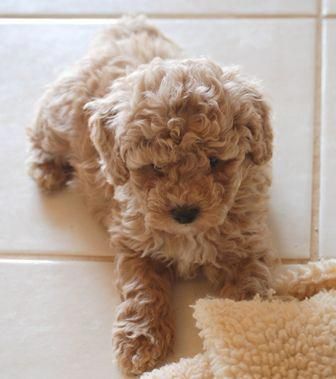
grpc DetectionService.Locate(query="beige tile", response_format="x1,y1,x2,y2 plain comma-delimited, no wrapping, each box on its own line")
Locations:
320,21,336,258
323,0,336,15
0,20,315,259
171,278,214,361
0,24,111,257
0,259,211,378
0,260,120,379
0,0,317,16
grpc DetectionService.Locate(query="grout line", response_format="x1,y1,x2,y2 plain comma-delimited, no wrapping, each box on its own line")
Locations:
280,258,312,265
0,14,319,22
0,253,309,265
0,252,114,262
310,0,323,262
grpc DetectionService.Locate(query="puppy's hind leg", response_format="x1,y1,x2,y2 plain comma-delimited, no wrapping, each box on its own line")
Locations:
28,154,73,193
26,74,85,193
27,118,74,192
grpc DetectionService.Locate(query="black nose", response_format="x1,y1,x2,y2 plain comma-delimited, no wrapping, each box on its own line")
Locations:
170,206,200,224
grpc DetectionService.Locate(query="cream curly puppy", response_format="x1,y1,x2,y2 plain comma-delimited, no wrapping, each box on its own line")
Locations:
27,16,275,375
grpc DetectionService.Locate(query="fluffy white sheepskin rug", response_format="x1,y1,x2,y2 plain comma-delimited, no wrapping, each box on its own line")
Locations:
142,260,336,379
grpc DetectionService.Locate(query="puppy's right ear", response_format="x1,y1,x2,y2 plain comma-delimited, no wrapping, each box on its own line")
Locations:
85,99,129,186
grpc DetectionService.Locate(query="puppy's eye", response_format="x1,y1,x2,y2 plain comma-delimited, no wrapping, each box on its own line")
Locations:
209,157,219,169
150,164,164,176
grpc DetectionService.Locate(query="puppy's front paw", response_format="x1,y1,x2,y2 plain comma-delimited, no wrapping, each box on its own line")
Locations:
112,302,174,375
113,327,169,375
220,278,269,301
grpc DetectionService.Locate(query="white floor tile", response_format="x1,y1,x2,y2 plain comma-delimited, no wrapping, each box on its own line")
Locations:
0,24,111,257
320,20,336,258
0,260,120,379
0,259,212,379
0,20,315,259
323,0,336,15
0,0,317,16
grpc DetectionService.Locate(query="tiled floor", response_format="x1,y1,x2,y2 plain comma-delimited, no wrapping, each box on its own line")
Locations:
0,1,334,378
0,260,212,379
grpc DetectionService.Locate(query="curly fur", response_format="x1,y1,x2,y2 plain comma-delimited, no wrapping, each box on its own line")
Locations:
27,16,276,375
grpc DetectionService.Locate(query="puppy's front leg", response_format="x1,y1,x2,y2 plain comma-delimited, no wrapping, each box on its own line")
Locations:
219,255,273,301
112,253,174,375
204,244,274,301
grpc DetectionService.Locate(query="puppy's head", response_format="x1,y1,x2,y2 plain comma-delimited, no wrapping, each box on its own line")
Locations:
87,58,272,234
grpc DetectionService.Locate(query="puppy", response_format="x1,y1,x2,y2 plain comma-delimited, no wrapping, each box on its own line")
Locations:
27,16,276,375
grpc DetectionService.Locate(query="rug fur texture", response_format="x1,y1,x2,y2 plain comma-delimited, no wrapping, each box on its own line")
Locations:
142,260,336,378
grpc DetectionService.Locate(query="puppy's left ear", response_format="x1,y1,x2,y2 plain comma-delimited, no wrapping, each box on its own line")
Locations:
223,70,273,165
85,98,129,186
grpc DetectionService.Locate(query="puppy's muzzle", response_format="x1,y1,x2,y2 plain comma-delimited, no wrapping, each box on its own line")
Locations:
170,206,200,224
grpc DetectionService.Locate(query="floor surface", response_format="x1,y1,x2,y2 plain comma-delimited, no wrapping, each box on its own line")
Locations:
0,1,335,378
